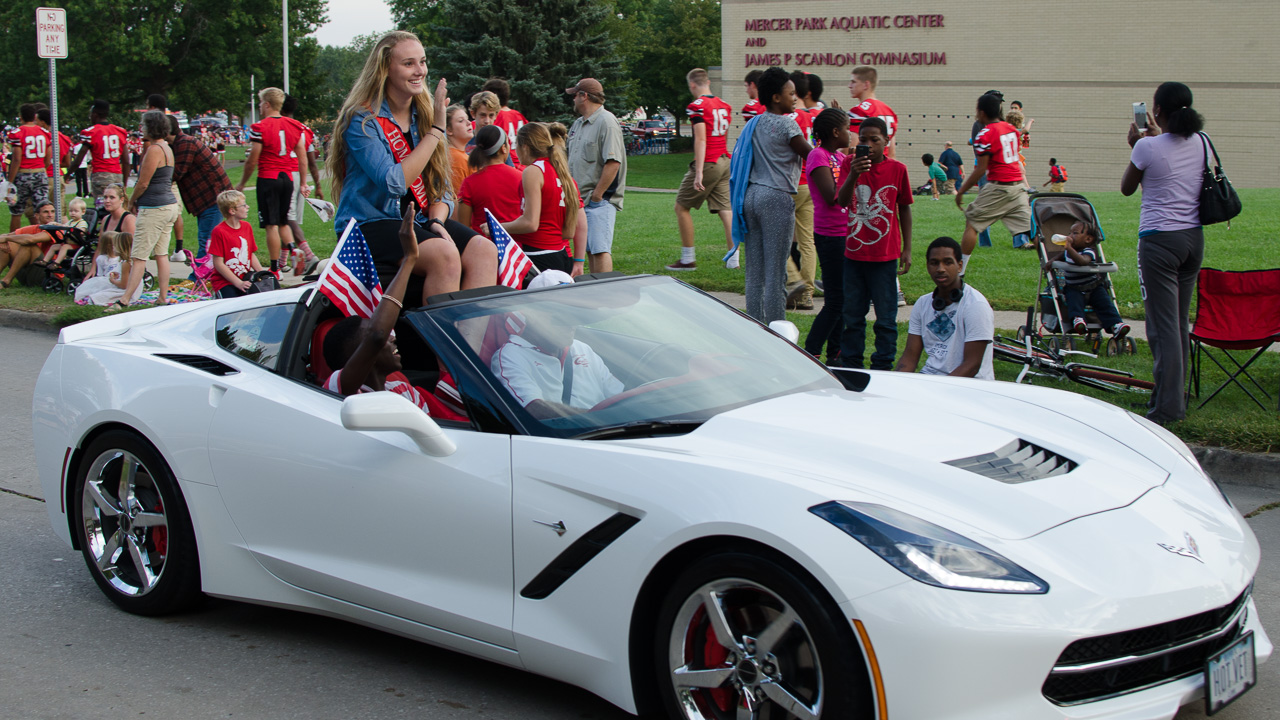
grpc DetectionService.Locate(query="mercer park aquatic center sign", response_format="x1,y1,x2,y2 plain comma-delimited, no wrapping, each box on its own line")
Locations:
742,14,947,68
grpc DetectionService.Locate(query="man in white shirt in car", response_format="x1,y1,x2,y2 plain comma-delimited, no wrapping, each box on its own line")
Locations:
491,271,624,417
896,236,995,379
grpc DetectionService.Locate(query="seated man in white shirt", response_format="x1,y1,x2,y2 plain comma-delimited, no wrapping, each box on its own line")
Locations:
490,273,624,418
895,236,995,379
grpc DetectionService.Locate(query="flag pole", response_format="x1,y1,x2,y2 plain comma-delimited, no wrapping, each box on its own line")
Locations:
309,218,355,306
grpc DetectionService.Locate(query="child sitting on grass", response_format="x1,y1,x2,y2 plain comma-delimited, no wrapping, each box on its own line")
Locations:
1044,220,1129,338
75,230,131,307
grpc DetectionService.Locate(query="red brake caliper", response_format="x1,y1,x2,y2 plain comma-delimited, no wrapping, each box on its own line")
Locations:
152,502,168,558
699,609,734,712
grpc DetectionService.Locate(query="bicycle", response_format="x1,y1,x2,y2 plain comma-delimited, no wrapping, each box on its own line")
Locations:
992,334,1155,393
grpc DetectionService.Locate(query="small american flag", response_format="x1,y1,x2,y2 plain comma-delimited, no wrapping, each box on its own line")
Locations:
317,219,383,318
485,209,535,289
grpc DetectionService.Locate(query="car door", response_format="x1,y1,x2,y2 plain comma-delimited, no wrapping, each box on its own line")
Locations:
206,306,514,649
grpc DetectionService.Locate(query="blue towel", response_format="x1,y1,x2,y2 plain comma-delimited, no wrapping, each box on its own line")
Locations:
725,115,761,262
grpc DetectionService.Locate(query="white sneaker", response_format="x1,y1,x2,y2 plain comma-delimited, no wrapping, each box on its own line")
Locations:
170,250,188,263
897,291,907,307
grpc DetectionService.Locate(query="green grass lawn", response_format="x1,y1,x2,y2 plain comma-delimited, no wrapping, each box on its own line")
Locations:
3,149,1276,451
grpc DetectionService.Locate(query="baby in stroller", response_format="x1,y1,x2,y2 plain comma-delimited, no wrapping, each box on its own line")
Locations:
1043,220,1129,338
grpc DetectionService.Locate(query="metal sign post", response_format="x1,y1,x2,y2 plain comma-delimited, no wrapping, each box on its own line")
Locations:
37,6,68,222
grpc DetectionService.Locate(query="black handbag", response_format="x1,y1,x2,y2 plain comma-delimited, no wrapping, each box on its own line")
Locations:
243,270,281,294
1198,132,1241,227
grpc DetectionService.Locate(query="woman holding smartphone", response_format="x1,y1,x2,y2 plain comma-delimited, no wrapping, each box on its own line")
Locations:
1120,81,1205,424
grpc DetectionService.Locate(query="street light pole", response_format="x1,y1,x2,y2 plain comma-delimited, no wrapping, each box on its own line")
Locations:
282,0,290,94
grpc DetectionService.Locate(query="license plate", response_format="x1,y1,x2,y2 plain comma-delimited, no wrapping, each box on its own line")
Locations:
1205,631,1256,715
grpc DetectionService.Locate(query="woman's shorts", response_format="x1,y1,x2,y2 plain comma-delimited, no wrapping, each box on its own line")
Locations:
133,204,181,260
362,217,480,306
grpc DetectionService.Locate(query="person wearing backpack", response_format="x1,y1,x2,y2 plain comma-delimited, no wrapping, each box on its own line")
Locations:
1042,158,1067,191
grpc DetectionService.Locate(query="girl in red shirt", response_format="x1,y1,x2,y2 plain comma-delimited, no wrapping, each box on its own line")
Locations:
453,125,523,234
498,123,585,276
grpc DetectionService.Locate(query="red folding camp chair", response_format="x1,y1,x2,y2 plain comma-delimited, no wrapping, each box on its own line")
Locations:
1188,267,1280,411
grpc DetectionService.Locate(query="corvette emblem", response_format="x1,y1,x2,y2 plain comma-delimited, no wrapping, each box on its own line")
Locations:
1158,533,1203,563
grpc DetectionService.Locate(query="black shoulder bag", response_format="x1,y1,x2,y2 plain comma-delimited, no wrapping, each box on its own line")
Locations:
1198,132,1241,227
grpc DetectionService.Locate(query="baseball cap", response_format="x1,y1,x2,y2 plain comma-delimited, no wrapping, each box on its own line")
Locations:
565,78,604,97
527,269,575,289
983,89,1004,99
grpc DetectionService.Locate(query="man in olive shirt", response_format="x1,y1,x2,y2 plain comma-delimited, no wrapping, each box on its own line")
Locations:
566,78,627,273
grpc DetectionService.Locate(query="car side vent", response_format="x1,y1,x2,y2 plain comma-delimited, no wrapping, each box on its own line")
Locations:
154,354,239,376
944,439,1076,483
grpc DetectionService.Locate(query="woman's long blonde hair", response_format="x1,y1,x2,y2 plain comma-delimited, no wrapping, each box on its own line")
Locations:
517,122,577,240
327,31,451,209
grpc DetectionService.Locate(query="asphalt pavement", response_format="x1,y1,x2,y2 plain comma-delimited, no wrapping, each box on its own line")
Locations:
0,325,1277,719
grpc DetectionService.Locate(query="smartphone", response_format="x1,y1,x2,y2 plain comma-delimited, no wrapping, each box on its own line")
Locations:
1133,102,1147,130
855,144,870,158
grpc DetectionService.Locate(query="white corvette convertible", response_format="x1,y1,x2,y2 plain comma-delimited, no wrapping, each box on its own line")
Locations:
33,273,1269,719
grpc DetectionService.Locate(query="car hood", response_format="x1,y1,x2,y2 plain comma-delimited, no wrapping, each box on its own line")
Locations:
644,377,1170,541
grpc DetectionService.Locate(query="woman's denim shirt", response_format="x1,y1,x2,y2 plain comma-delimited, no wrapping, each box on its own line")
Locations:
333,100,417,233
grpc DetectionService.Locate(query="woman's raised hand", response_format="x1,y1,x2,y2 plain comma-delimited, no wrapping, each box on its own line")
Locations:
432,78,449,120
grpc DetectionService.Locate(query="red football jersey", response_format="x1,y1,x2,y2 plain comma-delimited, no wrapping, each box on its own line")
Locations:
786,109,814,185
457,163,524,234
741,100,765,123
8,125,49,171
494,108,528,146
973,121,1025,183
46,131,72,177
849,98,899,141
514,159,582,252
686,95,733,164
251,115,304,177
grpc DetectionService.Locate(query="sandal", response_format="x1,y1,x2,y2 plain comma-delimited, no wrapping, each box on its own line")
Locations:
0,280,9,289
104,300,129,313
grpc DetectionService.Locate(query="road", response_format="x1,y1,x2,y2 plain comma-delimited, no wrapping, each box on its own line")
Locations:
0,325,1276,719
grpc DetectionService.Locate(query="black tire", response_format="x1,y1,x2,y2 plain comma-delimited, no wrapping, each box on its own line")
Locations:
1015,325,1027,342
72,430,202,615
43,273,63,294
66,279,81,297
1125,337,1138,356
142,271,155,293
654,552,873,720
1105,337,1122,357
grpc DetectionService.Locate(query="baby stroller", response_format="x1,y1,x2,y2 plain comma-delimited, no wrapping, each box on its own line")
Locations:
1016,193,1137,357
36,208,154,297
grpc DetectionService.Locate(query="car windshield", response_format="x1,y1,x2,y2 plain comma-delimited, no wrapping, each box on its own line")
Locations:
423,276,840,438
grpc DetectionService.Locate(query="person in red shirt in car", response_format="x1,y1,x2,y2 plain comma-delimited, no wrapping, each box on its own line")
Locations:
667,68,734,271
236,87,310,275
954,92,1032,275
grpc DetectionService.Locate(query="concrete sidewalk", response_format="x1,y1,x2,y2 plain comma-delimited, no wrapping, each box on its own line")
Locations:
706,289,1149,340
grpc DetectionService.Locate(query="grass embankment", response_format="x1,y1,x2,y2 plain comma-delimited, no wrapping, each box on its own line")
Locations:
2,150,1276,450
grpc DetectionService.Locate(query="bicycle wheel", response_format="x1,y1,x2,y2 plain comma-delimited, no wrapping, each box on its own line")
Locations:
1068,366,1155,392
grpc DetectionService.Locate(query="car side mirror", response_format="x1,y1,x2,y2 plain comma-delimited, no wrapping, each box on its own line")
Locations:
341,391,457,457
768,320,800,345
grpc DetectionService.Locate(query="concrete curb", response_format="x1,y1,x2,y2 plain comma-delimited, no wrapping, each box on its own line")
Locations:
1194,445,1280,492
0,309,57,334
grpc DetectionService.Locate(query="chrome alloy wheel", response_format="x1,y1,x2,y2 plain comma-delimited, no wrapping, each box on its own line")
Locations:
81,449,170,597
668,578,823,720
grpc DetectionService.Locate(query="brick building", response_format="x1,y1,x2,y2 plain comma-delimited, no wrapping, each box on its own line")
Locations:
722,0,1278,191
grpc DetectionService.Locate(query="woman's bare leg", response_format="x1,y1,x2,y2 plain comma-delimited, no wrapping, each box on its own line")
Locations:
154,253,170,303
460,236,498,289
412,236,461,299
121,258,148,304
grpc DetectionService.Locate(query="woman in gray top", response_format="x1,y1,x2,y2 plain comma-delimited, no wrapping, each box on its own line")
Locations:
121,110,180,306
743,67,811,323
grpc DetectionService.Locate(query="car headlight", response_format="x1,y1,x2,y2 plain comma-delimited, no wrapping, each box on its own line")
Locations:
810,501,1049,594
1127,411,1231,506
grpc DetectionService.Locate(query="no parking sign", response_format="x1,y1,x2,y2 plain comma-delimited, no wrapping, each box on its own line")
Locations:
37,7,67,59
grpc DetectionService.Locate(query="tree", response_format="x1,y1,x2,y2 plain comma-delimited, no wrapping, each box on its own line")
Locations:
311,32,386,133
0,0,326,128
413,0,627,124
616,0,721,131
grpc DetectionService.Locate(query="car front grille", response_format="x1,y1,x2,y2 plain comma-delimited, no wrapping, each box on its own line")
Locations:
1043,587,1251,705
